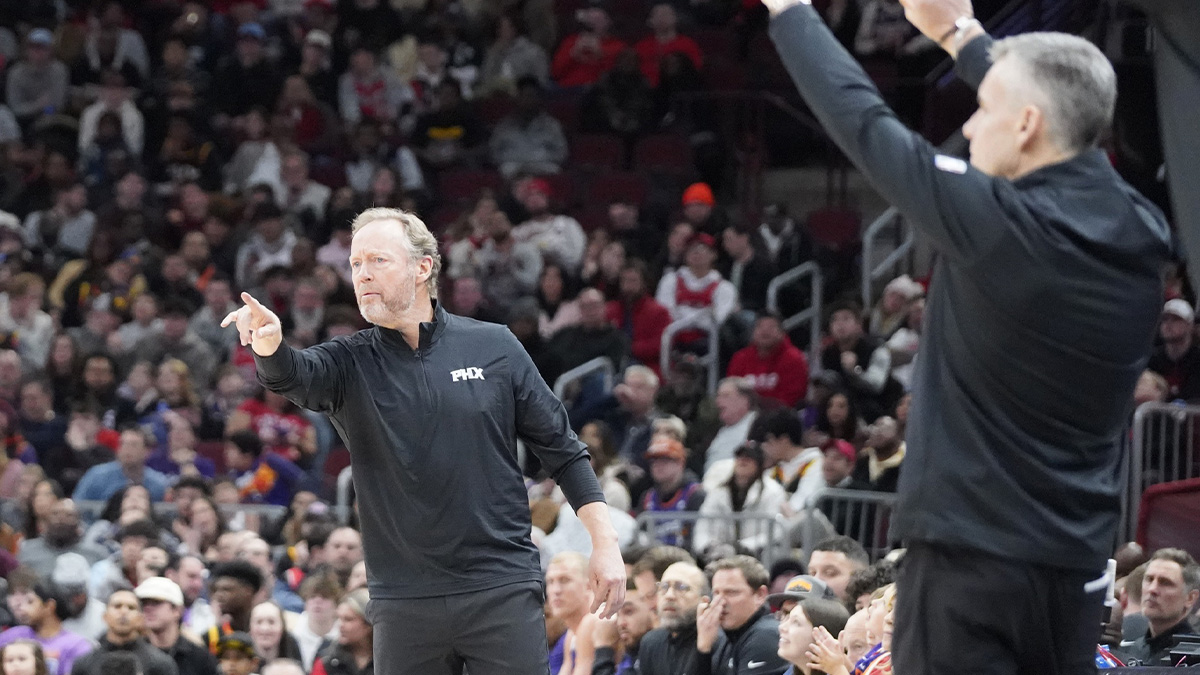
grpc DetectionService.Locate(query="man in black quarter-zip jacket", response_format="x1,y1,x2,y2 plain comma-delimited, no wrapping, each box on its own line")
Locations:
764,0,1174,672
222,206,626,675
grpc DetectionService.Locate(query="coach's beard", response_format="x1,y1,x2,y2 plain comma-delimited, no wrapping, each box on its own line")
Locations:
358,275,417,327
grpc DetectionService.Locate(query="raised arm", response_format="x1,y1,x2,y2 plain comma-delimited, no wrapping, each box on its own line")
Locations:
765,0,1006,262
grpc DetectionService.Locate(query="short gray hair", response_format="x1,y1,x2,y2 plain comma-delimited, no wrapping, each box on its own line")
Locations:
990,32,1116,154
350,208,442,299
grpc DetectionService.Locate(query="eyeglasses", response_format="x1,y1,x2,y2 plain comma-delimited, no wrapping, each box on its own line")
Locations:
655,581,694,594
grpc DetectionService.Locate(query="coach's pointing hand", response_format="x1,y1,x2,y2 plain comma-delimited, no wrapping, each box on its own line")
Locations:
589,540,626,619
221,292,283,356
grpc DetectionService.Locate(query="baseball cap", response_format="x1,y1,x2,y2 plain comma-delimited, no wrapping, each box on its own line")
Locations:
681,182,715,207
217,632,259,658
733,442,764,465
767,575,836,608
27,29,53,47
821,438,856,464
644,437,686,462
687,232,716,250
51,553,91,588
135,577,184,607
305,30,332,49
237,23,266,41
1163,298,1194,324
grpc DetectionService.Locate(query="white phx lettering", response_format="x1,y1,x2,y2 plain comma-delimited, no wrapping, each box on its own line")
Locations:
450,367,485,382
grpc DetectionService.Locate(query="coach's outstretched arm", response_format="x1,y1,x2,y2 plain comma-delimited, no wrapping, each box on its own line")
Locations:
765,0,1003,262
223,291,348,413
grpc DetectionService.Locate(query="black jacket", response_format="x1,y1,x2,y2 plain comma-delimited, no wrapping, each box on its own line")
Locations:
639,625,700,675
255,301,605,599
771,6,1174,571
72,637,179,675
696,607,788,675
593,645,639,675
1120,618,1195,666
155,636,218,675
316,644,373,675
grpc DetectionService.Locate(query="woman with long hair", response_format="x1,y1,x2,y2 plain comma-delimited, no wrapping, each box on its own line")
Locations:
776,598,851,675
45,335,82,414
536,263,582,340
174,495,226,559
693,443,787,556
23,479,62,541
249,601,303,663
155,358,203,429
815,391,866,448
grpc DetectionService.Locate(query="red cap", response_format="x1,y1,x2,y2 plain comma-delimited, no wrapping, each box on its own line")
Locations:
681,182,715,207
688,232,716,250
821,438,857,464
645,438,687,462
526,177,552,198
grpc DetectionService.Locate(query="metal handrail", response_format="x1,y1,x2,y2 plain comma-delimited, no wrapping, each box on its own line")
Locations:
659,314,721,395
552,356,616,400
766,261,823,373
1126,401,1200,542
75,500,289,522
799,488,899,562
635,510,786,569
860,211,914,311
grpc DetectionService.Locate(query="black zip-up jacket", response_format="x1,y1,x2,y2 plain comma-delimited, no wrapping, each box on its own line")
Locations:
695,607,788,675
770,5,1173,571
639,625,700,675
71,637,179,675
255,301,605,599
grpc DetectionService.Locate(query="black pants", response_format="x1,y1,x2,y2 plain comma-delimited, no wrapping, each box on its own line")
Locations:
369,580,550,675
893,543,1106,675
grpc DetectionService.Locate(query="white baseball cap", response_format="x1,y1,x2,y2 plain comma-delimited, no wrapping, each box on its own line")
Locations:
135,577,184,607
1163,299,1194,324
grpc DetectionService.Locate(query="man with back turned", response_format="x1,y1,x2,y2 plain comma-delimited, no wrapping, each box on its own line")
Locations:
223,207,625,675
762,0,1174,671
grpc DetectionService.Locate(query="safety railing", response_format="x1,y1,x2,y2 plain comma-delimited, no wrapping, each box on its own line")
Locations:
796,489,899,562
860,212,914,312
766,261,823,373
1125,402,1200,541
553,356,616,400
660,315,721,395
635,510,787,570
75,500,289,524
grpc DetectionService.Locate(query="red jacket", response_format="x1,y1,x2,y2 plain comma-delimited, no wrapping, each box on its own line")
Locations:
552,34,627,87
634,35,703,85
606,295,672,375
727,337,810,407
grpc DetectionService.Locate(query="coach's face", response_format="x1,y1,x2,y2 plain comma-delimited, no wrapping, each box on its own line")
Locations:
963,58,1040,180
351,220,425,328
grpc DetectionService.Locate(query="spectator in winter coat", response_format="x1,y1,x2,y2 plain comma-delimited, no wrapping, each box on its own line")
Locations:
727,314,809,408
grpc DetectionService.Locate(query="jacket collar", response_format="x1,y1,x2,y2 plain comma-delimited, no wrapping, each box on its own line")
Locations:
376,300,448,351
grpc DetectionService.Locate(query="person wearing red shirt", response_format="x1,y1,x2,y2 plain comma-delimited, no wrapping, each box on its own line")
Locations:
551,3,626,88
606,260,672,376
727,313,809,407
635,4,704,86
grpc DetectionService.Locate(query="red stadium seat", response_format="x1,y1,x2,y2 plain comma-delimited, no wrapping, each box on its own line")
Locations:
545,96,582,135
476,95,516,129
1137,477,1200,560
703,57,746,91
585,171,649,207
632,133,693,174
806,207,862,250
323,446,352,482
571,134,627,171
437,169,505,205
573,205,611,233
196,441,226,474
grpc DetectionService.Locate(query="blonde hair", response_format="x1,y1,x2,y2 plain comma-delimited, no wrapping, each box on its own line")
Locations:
350,208,442,299
651,416,687,442
548,551,590,579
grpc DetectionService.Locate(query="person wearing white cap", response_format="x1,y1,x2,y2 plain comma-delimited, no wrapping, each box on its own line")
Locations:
53,553,107,640
1148,298,1200,401
137,577,219,675
5,28,69,126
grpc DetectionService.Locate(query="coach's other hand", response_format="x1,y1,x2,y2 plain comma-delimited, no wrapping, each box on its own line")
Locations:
221,292,283,357
589,540,626,619
899,0,977,53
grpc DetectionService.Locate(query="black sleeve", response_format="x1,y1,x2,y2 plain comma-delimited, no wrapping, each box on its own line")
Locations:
768,6,1009,263
592,646,619,675
742,627,789,675
253,340,349,414
505,329,606,511
955,34,995,90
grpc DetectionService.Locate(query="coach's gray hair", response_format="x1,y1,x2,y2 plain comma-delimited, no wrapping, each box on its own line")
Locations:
990,32,1116,154
350,207,442,299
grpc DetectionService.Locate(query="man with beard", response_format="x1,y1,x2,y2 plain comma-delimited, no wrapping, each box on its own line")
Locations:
69,590,179,675
639,562,708,675
222,207,624,675
592,581,657,675
18,500,108,576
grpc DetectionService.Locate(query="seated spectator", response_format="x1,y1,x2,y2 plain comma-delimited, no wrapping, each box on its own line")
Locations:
446,276,502,324
698,556,788,675
703,378,759,474
727,314,809,408
1121,548,1200,665
224,431,307,507
292,571,341,671
1148,299,1200,401
473,211,542,310
276,76,339,160
608,200,661,265
544,553,597,675
90,518,159,601
720,226,776,315
147,412,215,479
212,24,282,121
599,366,664,468
638,438,705,549
75,3,150,88
885,298,923,390
18,499,109,576
224,109,282,199
411,79,487,170
190,278,238,359
208,562,264,640
868,275,922,340
6,30,69,127
820,301,902,422
512,179,586,272
678,183,728,236
0,581,94,675
136,576,218,675
278,150,331,226
42,404,117,496
489,78,568,179
338,47,415,128
655,233,737,346
639,561,708,675
247,601,302,663
146,255,203,316
18,379,67,461
551,2,625,88
635,4,703,86
412,40,471,107
536,263,582,340
78,70,145,158
133,301,217,391
820,438,868,492
235,204,298,291
477,13,550,97
74,429,169,503
295,31,338,109
154,115,223,190
607,260,672,375
580,49,655,138
853,417,903,493
752,409,823,510
580,233,625,300
779,597,852,675
0,273,54,369
590,576,655,675
693,444,786,556
543,289,628,386
813,391,866,449
310,589,372,675
23,185,97,272
807,537,869,603
756,203,812,273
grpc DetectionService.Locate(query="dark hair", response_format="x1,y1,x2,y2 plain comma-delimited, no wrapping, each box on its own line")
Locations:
212,560,265,593
305,522,336,549
815,390,861,442
705,554,769,591
632,546,697,582
116,518,160,543
515,75,543,93
299,567,343,601
174,475,213,497
826,297,864,328
30,580,71,621
23,478,63,540
227,430,264,459
749,408,804,446
579,420,617,471
797,598,850,637
1149,547,1200,593
813,536,870,567
769,557,806,581
252,201,285,224
724,443,766,513
1,640,49,675
251,601,303,660
99,651,141,675
844,561,897,607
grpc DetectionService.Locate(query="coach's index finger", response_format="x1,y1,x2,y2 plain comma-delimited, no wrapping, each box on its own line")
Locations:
241,291,272,315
